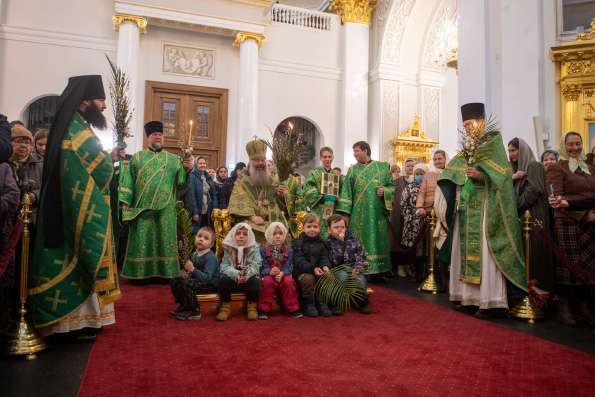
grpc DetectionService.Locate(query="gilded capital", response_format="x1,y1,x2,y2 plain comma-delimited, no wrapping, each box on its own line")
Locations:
577,18,595,41
330,0,376,25
233,32,266,47
561,84,581,101
113,14,148,34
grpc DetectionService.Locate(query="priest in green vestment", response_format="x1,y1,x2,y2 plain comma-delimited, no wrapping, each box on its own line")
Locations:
436,103,526,314
279,173,305,238
120,121,186,280
303,146,342,238
336,141,395,275
29,75,120,335
228,139,287,242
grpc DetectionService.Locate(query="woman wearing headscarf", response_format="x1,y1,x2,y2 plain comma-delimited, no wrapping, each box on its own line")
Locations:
508,138,554,293
547,132,595,327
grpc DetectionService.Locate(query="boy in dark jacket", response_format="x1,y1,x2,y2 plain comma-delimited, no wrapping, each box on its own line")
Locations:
170,227,219,320
292,213,331,317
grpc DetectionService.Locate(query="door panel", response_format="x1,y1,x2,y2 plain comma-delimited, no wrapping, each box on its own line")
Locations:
145,81,228,169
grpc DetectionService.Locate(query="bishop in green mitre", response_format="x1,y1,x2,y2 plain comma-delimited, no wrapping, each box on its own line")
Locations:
336,141,395,275
302,146,341,238
120,121,186,280
436,103,526,314
29,75,120,336
228,139,287,242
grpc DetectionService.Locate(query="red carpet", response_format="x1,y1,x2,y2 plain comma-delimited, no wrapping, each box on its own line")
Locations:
77,282,595,397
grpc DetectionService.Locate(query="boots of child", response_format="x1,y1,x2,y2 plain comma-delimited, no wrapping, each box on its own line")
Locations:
216,302,231,321
246,302,258,321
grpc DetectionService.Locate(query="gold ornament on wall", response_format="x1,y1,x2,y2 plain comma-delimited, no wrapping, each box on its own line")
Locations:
391,113,438,166
330,0,376,25
551,17,595,145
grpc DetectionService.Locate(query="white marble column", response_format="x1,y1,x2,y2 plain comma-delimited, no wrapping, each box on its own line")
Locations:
234,32,265,163
332,1,374,169
340,23,370,167
113,14,146,153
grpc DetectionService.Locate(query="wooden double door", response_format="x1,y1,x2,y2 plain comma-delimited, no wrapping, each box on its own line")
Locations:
144,81,228,168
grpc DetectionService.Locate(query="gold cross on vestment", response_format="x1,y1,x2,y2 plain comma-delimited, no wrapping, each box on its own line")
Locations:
85,204,102,223
72,181,85,201
80,151,92,165
45,290,67,311
71,278,84,297
96,231,106,239
53,258,68,272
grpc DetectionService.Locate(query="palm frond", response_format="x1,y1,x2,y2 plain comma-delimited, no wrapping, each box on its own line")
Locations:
176,201,194,266
315,265,368,310
264,124,308,182
105,54,134,146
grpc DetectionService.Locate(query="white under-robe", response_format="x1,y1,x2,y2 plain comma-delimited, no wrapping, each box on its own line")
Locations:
39,292,115,336
449,200,508,309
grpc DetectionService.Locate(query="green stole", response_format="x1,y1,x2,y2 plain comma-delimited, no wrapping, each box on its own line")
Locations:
336,161,395,274
29,113,120,328
439,131,527,291
303,166,341,238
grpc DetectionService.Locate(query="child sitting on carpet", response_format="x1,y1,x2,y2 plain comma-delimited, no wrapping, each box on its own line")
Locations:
170,227,219,320
292,213,332,317
217,223,262,321
257,222,302,319
325,214,370,315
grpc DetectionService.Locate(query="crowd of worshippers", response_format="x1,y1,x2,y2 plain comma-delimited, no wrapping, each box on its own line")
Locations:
0,79,595,335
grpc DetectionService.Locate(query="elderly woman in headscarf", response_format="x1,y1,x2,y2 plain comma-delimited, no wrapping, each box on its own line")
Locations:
508,138,554,294
546,132,595,327
392,163,427,282
217,222,262,321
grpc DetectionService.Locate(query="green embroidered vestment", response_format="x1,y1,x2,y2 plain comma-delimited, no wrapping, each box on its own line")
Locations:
119,149,186,279
302,167,341,238
438,131,527,291
29,113,120,328
336,161,395,274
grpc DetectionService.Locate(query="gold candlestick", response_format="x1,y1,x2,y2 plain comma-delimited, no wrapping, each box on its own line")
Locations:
510,210,543,323
188,120,193,147
419,209,442,294
1,193,47,359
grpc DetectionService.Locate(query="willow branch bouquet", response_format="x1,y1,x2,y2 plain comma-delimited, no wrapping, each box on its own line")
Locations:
106,55,134,146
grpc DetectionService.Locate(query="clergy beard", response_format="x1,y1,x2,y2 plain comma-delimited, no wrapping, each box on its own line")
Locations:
248,163,271,187
80,104,107,130
150,142,163,151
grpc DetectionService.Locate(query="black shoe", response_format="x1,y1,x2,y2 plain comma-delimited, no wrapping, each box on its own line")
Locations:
258,312,269,320
318,303,332,317
170,305,185,316
304,304,318,317
74,328,98,341
474,309,490,319
186,310,202,320
291,311,304,319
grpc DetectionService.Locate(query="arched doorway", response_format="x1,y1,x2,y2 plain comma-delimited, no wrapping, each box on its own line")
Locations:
23,95,59,132
273,116,320,175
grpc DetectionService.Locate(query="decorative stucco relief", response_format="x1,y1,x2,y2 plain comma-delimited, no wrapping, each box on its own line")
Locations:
381,80,399,161
422,0,457,70
163,43,215,79
422,86,440,140
381,0,415,65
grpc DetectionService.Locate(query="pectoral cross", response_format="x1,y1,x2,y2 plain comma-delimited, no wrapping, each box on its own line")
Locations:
85,204,102,223
45,290,67,311
72,181,85,201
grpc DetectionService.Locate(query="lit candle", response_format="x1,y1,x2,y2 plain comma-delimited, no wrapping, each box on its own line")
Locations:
188,120,193,146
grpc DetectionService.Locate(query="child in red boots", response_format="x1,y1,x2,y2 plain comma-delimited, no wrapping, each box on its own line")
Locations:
257,222,302,319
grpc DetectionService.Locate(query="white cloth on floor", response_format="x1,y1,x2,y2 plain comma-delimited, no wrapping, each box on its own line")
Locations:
39,293,115,336
449,204,508,310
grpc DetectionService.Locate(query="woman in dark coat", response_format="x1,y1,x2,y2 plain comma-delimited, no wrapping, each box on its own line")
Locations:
508,138,554,292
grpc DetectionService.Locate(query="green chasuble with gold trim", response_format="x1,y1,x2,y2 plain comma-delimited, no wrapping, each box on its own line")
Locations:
336,161,395,274
280,175,305,238
228,170,287,239
303,167,341,238
438,131,527,291
29,113,120,328
120,149,186,279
